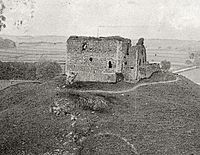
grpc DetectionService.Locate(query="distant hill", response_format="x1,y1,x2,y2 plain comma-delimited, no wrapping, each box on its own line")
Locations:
0,37,16,49
0,35,67,43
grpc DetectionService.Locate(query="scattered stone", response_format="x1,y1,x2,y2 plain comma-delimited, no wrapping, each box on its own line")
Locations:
93,97,109,112
50,98,75,116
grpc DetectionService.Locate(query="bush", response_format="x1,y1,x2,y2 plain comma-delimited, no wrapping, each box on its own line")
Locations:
0,61,4,80
0,61,36,80
0,61,62,81
189,53,195,59
194,56,200,66
185,60,192,65
160,60,171,72
53,75,67,87
35,60,62,80
24,63,37,80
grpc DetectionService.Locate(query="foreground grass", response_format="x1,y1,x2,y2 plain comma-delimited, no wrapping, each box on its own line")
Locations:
0,73,200,155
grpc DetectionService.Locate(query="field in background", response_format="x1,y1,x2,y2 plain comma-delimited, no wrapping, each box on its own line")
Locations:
147,49,190,71
0,43,191,71
0,35,198,73
0,42,66,73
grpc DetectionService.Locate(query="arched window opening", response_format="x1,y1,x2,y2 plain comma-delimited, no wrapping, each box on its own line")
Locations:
108,61,112,68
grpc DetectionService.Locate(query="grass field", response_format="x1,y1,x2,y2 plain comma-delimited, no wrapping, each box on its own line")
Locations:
0,36,194,70
0,42,191,73
1,73,200,154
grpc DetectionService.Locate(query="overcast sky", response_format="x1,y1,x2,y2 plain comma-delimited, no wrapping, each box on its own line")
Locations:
1,0,200,40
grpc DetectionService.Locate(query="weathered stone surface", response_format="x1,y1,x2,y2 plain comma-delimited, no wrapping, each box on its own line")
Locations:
136,37,144,46
66,36,131,83
50,98,75,116
93,97,109,112
138,63,161,79
66,36,158,83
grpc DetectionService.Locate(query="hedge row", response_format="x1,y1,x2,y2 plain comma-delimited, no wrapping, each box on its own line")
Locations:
0,61,62,80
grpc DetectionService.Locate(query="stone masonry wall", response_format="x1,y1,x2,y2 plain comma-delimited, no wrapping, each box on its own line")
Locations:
138,63,161,79
123,46,137,82
66,36,131,82
123,45,147,82
137,45,147,67
66,36,159,83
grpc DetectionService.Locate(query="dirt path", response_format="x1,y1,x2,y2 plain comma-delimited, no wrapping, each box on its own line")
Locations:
76,77,180,94
173,66,199,74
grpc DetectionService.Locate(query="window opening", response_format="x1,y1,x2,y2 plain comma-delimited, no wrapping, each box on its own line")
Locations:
126,44,130,55
82,42,87,50
139,59,141,66
127,48,129,55
108,61,112,68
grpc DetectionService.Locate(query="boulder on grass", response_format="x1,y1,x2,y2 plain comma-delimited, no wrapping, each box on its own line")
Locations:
78,96,110,113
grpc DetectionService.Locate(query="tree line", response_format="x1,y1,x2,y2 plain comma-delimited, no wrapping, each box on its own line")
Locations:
0,60,62,80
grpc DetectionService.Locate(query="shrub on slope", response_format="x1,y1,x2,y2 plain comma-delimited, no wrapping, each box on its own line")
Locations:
0,61,36,80
35,60,62,80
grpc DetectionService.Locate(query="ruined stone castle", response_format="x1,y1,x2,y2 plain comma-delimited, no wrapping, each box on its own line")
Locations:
66,36,160,83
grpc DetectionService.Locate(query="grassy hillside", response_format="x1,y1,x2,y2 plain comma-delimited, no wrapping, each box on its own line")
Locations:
1,73,200,155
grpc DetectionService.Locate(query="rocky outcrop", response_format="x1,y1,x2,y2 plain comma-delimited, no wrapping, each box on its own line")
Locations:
77,96,111,112
48,94,113,154
50,94,111,116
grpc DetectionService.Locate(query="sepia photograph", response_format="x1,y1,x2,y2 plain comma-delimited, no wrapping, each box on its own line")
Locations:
0,0,200,154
